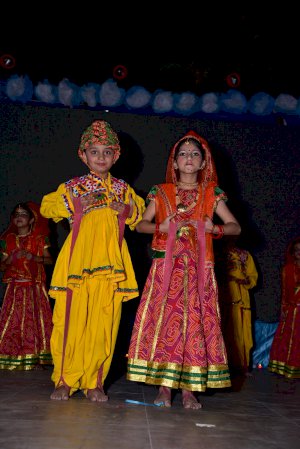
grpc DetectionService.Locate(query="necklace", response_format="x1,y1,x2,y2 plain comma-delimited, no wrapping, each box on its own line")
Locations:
177,181,199,188
176,186,199,213
17,230,31,238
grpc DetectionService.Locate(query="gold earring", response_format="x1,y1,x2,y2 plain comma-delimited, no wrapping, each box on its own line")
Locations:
200,161,206,170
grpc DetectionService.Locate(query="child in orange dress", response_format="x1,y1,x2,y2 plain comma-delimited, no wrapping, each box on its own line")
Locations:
127,131,241,409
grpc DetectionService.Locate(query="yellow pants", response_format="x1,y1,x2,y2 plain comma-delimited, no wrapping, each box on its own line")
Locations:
50,276,123,395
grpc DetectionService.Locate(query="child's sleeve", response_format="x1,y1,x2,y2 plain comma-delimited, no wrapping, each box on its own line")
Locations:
40,183,73,223
0,238,7,259
213,185,228,211
125,186,146,230
245,253,258,289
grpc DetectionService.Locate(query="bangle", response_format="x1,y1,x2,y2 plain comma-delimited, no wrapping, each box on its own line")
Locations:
212,224,224,239
155,223,160,233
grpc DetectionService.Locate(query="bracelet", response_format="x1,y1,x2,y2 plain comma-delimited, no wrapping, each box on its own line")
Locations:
212,224,224,239
155,223,160,233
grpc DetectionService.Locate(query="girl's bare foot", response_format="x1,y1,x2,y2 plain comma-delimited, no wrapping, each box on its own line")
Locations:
182,390,202,410
154,386,172,407
86,387,108,402
50,385,70,401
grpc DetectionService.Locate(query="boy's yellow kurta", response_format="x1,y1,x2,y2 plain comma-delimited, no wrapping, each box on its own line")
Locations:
41,171,145,394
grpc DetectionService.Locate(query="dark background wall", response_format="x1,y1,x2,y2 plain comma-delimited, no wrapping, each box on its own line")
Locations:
0,103,299,322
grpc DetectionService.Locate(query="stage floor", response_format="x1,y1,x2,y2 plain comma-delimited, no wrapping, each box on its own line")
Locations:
0,363,299,449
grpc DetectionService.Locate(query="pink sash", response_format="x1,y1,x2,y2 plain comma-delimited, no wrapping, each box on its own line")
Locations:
58,195,83,387
162,220,206,302
57,197,129,387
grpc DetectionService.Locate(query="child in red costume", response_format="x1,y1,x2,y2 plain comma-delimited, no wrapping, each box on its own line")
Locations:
0,202,53,370
127,131,241,409
268,236,300,378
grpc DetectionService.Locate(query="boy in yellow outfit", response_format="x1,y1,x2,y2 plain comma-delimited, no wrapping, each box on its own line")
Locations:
40,120,145,401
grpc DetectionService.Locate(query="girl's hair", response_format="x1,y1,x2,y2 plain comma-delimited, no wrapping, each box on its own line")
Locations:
285,236,300,264
11,203,34,221
289,237,300,255
174,137,205,160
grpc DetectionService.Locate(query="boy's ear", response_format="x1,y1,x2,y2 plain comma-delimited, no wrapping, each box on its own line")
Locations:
113,154,120,163
80,151,87,164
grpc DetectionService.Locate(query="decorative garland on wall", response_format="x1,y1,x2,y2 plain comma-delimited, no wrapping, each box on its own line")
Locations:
1,74,299,122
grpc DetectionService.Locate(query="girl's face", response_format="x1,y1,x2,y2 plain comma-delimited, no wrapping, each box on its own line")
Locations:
293,243,300,261
174,142,203,176
82,144,118,177
12,208,33,231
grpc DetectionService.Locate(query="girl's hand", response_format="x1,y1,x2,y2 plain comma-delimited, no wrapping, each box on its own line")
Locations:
204,215,214,233
5,252,14,264
16,250,33,260
16,250,25,259
25,252,34,260
159,213,177,233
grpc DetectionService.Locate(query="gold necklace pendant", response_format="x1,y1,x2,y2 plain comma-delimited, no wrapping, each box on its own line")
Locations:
176,185,200,215
177,203,187,213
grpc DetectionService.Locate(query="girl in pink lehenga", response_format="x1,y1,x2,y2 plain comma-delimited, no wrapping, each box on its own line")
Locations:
0,202,53,370
268,236,300,378
127,130,241,409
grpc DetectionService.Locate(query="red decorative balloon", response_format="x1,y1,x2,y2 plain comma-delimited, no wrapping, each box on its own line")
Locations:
0,54,16,69
226,72,241,88
113,65,128,80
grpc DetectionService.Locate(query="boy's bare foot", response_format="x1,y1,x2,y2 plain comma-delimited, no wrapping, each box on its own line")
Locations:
50,385,70,401
182,390,202,410
86,387,108,402
154,386,172,407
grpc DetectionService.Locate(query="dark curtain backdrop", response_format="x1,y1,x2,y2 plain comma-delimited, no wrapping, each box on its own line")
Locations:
0,103,299,322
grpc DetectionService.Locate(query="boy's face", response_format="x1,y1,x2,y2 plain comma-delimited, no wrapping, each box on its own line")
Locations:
82,144,119,177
